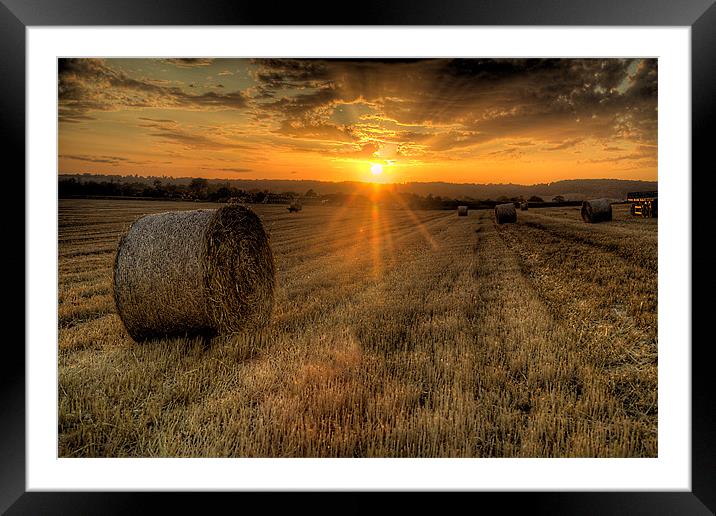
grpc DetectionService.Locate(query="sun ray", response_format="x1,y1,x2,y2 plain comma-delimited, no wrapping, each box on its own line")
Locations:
386,189,439,250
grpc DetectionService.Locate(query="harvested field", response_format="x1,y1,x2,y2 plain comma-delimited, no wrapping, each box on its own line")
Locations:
58,199,657,457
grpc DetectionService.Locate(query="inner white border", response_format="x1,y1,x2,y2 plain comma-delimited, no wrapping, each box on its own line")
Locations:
27,27,691,491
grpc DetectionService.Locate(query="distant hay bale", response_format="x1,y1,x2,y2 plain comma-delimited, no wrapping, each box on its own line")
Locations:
113,204,275,342
457,205,468,216
494,203,517,224
288,200,302,213
581,198,613,223
520,202,528,211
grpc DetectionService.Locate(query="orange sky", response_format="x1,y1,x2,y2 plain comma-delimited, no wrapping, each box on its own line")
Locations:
58,58,657,184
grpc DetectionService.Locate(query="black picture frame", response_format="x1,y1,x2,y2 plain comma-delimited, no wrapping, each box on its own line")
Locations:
5,0,714,513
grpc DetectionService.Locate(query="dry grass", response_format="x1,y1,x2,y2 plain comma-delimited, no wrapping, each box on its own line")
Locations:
58,199,657,457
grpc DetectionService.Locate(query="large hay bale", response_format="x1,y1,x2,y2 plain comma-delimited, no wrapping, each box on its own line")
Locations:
494,203,517,224
457,205,468,216
581,198,613,223
113,204,275,341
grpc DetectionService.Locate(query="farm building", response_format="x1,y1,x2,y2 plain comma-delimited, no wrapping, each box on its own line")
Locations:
627,191,658,218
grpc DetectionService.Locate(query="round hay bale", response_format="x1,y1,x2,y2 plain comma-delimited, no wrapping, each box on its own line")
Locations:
457,205,468,216
520,202,529,211
494,203,517,224
113,204,275,341
581,198,613,223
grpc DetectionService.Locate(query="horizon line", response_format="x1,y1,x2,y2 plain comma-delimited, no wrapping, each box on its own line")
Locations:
58,172,658,188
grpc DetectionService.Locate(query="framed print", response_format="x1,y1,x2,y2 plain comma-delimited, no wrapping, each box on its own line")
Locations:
6,0,715,513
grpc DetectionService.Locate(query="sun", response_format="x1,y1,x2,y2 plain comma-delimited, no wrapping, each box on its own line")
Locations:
370,163,383,176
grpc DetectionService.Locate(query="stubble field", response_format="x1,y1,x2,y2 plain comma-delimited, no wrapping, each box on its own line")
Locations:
58,198,657,457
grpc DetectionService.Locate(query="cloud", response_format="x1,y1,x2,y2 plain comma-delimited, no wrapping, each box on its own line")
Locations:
247,58,657,156
59,58,248,122
250,58,333,90
200,166,252,173
485,147,524,160
137,117,177,124
260,88,339,119
585,149,654,163
59,154,151,165
544,138,583,151
274,120,357,143
329,142,381,160
162,58,214,68
58,111,96,123
59,58,657,171
187,90,246,108
134,116,251,151
148,127,247,150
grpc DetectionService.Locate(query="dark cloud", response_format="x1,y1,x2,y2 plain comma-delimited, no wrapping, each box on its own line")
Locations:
250,59,333,90
260,88,339,119
544,138,583,151
188,90,246,108
58,111,96,123
624,60,658,100
59,58,657,169
60,154,151,165
58,58,248,122
162,58,215,68
248,58,657,154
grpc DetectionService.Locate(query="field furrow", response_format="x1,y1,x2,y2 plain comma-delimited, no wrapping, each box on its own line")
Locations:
494,212,657,455
57,199,657,458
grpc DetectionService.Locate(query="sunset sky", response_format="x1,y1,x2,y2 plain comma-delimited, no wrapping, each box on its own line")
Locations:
58,58,657,184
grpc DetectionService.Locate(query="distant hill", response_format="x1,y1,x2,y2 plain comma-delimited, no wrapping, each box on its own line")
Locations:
389,179,657,201
58,173,657,201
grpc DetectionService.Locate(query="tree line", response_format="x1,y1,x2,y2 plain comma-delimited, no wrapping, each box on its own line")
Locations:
59,177,565,209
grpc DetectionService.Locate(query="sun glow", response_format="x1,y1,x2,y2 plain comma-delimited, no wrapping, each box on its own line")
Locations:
370,163,383,176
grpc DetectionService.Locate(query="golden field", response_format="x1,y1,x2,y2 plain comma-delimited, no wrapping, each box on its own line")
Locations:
58,199,657,457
